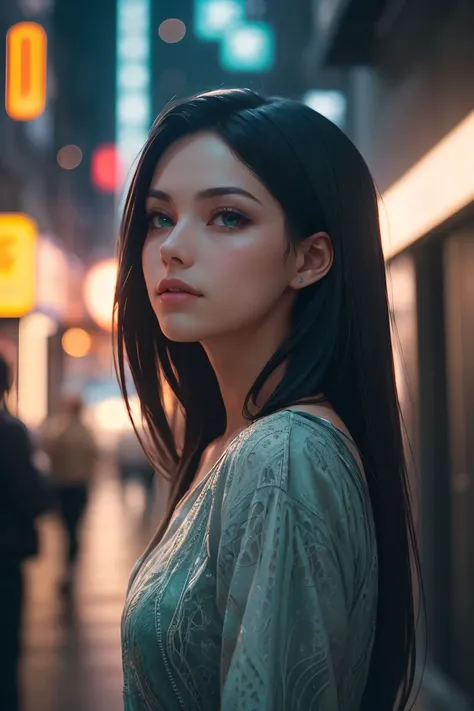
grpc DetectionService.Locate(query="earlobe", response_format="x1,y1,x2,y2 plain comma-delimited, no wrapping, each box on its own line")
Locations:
291,231,333,289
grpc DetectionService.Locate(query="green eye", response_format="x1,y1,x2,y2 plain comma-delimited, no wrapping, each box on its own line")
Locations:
212,209,249,229
148,212,174,229
221,212,242,228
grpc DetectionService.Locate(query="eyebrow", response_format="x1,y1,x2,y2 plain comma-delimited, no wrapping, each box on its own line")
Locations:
147,186,263,205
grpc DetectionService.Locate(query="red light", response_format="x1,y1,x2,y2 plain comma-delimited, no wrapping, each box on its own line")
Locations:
91,144,122,193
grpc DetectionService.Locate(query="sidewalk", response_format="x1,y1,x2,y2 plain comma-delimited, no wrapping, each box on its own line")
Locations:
20,462,151,711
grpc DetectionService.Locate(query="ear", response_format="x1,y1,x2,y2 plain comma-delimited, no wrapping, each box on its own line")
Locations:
289,232,334,290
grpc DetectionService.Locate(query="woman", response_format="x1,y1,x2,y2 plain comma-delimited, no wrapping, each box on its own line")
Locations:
115,89,421,711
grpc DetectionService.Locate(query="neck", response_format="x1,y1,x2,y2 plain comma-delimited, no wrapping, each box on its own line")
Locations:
202,308,291,439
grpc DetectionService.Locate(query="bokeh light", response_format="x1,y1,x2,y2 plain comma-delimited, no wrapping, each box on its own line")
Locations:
83,258,117,331
219,22,275,72
91,143,122,193
61,327,92,358
158,18,186,43
5,22,47,121
90,394,140,433
194,0,244,41
302,90,347,128
57,144,83,170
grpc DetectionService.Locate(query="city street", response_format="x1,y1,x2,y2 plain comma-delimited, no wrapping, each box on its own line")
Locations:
18,462,441,711
2,0,474,708
20,461,158,711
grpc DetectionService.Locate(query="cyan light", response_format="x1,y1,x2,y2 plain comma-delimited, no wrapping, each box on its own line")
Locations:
219,22,275,73
194,0,245,41
116,0,151,219
302,90,347,128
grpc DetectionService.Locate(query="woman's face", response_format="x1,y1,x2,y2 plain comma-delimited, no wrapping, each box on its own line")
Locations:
142,131,303,344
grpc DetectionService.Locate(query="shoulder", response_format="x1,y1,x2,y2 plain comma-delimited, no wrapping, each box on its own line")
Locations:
0,410,28,440
218,410,377,578
0,413,31,464
228,411,364,500
219,410,373,553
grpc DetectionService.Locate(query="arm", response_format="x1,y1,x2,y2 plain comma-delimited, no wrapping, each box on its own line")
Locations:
216,481,351,711
215,415,378,710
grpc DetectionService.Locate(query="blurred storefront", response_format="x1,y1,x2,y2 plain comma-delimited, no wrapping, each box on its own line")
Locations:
34,235,87,419
307,0,474,707
0,230,87,423
0,0,75,422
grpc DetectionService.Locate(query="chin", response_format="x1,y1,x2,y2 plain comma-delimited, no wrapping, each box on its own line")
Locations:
158,314,215,343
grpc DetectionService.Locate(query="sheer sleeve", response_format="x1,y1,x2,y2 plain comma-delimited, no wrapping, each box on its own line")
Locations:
216,450,356,711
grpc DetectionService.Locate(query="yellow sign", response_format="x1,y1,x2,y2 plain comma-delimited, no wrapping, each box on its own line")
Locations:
0,214,37,317
5,22,47,121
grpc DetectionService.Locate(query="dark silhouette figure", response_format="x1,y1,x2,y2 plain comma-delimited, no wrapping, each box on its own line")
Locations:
0,354,53,711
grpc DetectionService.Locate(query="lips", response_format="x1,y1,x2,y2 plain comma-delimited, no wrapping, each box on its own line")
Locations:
156,278,202,297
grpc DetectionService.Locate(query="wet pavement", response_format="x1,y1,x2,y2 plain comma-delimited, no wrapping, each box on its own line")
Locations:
20,461,155,711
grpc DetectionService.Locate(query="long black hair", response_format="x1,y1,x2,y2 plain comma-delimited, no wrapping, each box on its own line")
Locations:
114,88,421,710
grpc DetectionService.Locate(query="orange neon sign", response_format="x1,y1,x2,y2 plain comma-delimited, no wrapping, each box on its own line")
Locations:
5,22,47,121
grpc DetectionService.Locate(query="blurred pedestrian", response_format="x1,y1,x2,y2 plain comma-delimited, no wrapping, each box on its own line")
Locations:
0,354,53,711
41,393,99,594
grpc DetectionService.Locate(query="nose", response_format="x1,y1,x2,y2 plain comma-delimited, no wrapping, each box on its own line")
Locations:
160,221,194,268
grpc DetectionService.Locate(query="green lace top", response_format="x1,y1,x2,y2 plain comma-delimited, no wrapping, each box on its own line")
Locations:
122,410,378,711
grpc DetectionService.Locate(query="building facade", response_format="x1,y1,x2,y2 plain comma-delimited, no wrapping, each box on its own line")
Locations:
307,0,474,707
